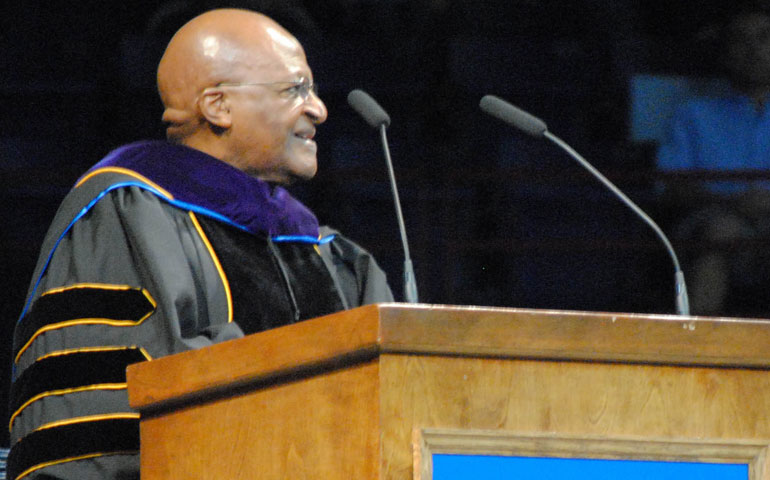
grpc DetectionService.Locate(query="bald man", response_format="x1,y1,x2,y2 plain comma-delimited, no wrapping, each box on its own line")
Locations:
9,9,392,480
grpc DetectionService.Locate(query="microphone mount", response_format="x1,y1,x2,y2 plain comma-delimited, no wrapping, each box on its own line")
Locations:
348,89,419,304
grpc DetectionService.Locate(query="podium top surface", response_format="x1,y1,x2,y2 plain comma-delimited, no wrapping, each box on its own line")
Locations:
127,304,770,412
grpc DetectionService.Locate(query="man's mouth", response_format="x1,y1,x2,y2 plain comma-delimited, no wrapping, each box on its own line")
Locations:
294,128,316,141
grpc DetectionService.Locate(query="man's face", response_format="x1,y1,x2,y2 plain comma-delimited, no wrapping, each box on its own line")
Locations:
224,37,328,184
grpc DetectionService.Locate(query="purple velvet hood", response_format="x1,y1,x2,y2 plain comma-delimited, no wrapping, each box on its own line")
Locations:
84,141,320,237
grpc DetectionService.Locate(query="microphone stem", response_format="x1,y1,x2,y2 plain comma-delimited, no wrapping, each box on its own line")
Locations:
379,124,419,303
543,131,689,316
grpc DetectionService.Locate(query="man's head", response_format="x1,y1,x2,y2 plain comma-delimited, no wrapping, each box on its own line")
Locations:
722,10,770,96
157,9,328,184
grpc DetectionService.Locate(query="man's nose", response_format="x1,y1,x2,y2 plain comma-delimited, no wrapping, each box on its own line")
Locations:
305,92,328,124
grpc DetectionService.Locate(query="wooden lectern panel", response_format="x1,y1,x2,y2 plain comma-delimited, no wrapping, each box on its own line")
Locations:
138,360,380,479
127,304,770,480
380,355,770,479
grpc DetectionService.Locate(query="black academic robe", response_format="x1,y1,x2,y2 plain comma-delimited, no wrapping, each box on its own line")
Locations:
9,142,393,480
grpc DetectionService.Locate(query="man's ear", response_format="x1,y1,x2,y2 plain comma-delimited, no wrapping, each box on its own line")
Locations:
198,88,232,129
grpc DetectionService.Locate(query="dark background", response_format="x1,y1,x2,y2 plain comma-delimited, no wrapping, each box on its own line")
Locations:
0,0,762,446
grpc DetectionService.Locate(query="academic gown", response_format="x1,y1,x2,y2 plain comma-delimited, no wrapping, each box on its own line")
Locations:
8,141,393,480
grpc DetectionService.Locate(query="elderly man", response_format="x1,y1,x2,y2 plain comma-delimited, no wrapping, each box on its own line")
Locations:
8,9,392,480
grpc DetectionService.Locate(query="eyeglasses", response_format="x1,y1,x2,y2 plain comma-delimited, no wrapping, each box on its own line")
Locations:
214,77,319,102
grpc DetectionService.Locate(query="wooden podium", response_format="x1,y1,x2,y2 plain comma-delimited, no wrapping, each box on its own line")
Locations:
126,304,770,479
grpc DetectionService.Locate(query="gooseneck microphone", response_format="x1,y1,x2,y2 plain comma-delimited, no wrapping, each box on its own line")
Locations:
480,95,690,316
347,89,419,303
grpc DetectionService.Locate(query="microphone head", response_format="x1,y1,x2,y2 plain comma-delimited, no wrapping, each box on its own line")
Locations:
347,89,391,128
479,95,547,137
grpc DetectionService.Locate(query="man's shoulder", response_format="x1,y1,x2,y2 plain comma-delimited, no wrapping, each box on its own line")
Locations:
47,165,168,239
318,225,382,270
319,226,369,255
317,225,394,305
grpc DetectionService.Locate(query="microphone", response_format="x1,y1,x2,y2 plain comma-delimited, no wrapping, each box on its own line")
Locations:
479,96,546,137
347,89,419,303
347,89,391,128
480,95,690,316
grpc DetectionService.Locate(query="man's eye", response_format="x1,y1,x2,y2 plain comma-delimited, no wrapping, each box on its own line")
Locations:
283,84,303,95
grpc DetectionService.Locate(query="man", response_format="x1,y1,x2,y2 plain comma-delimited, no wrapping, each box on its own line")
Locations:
8,9,392,480
657,8,770,315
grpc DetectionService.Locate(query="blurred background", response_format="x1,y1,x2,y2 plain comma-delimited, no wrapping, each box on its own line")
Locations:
2,0,769,446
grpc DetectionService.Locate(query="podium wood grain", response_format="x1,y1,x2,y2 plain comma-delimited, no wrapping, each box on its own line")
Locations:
127,304,770,479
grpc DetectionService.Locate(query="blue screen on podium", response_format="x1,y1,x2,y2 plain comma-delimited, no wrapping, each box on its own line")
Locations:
432,454,748,480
